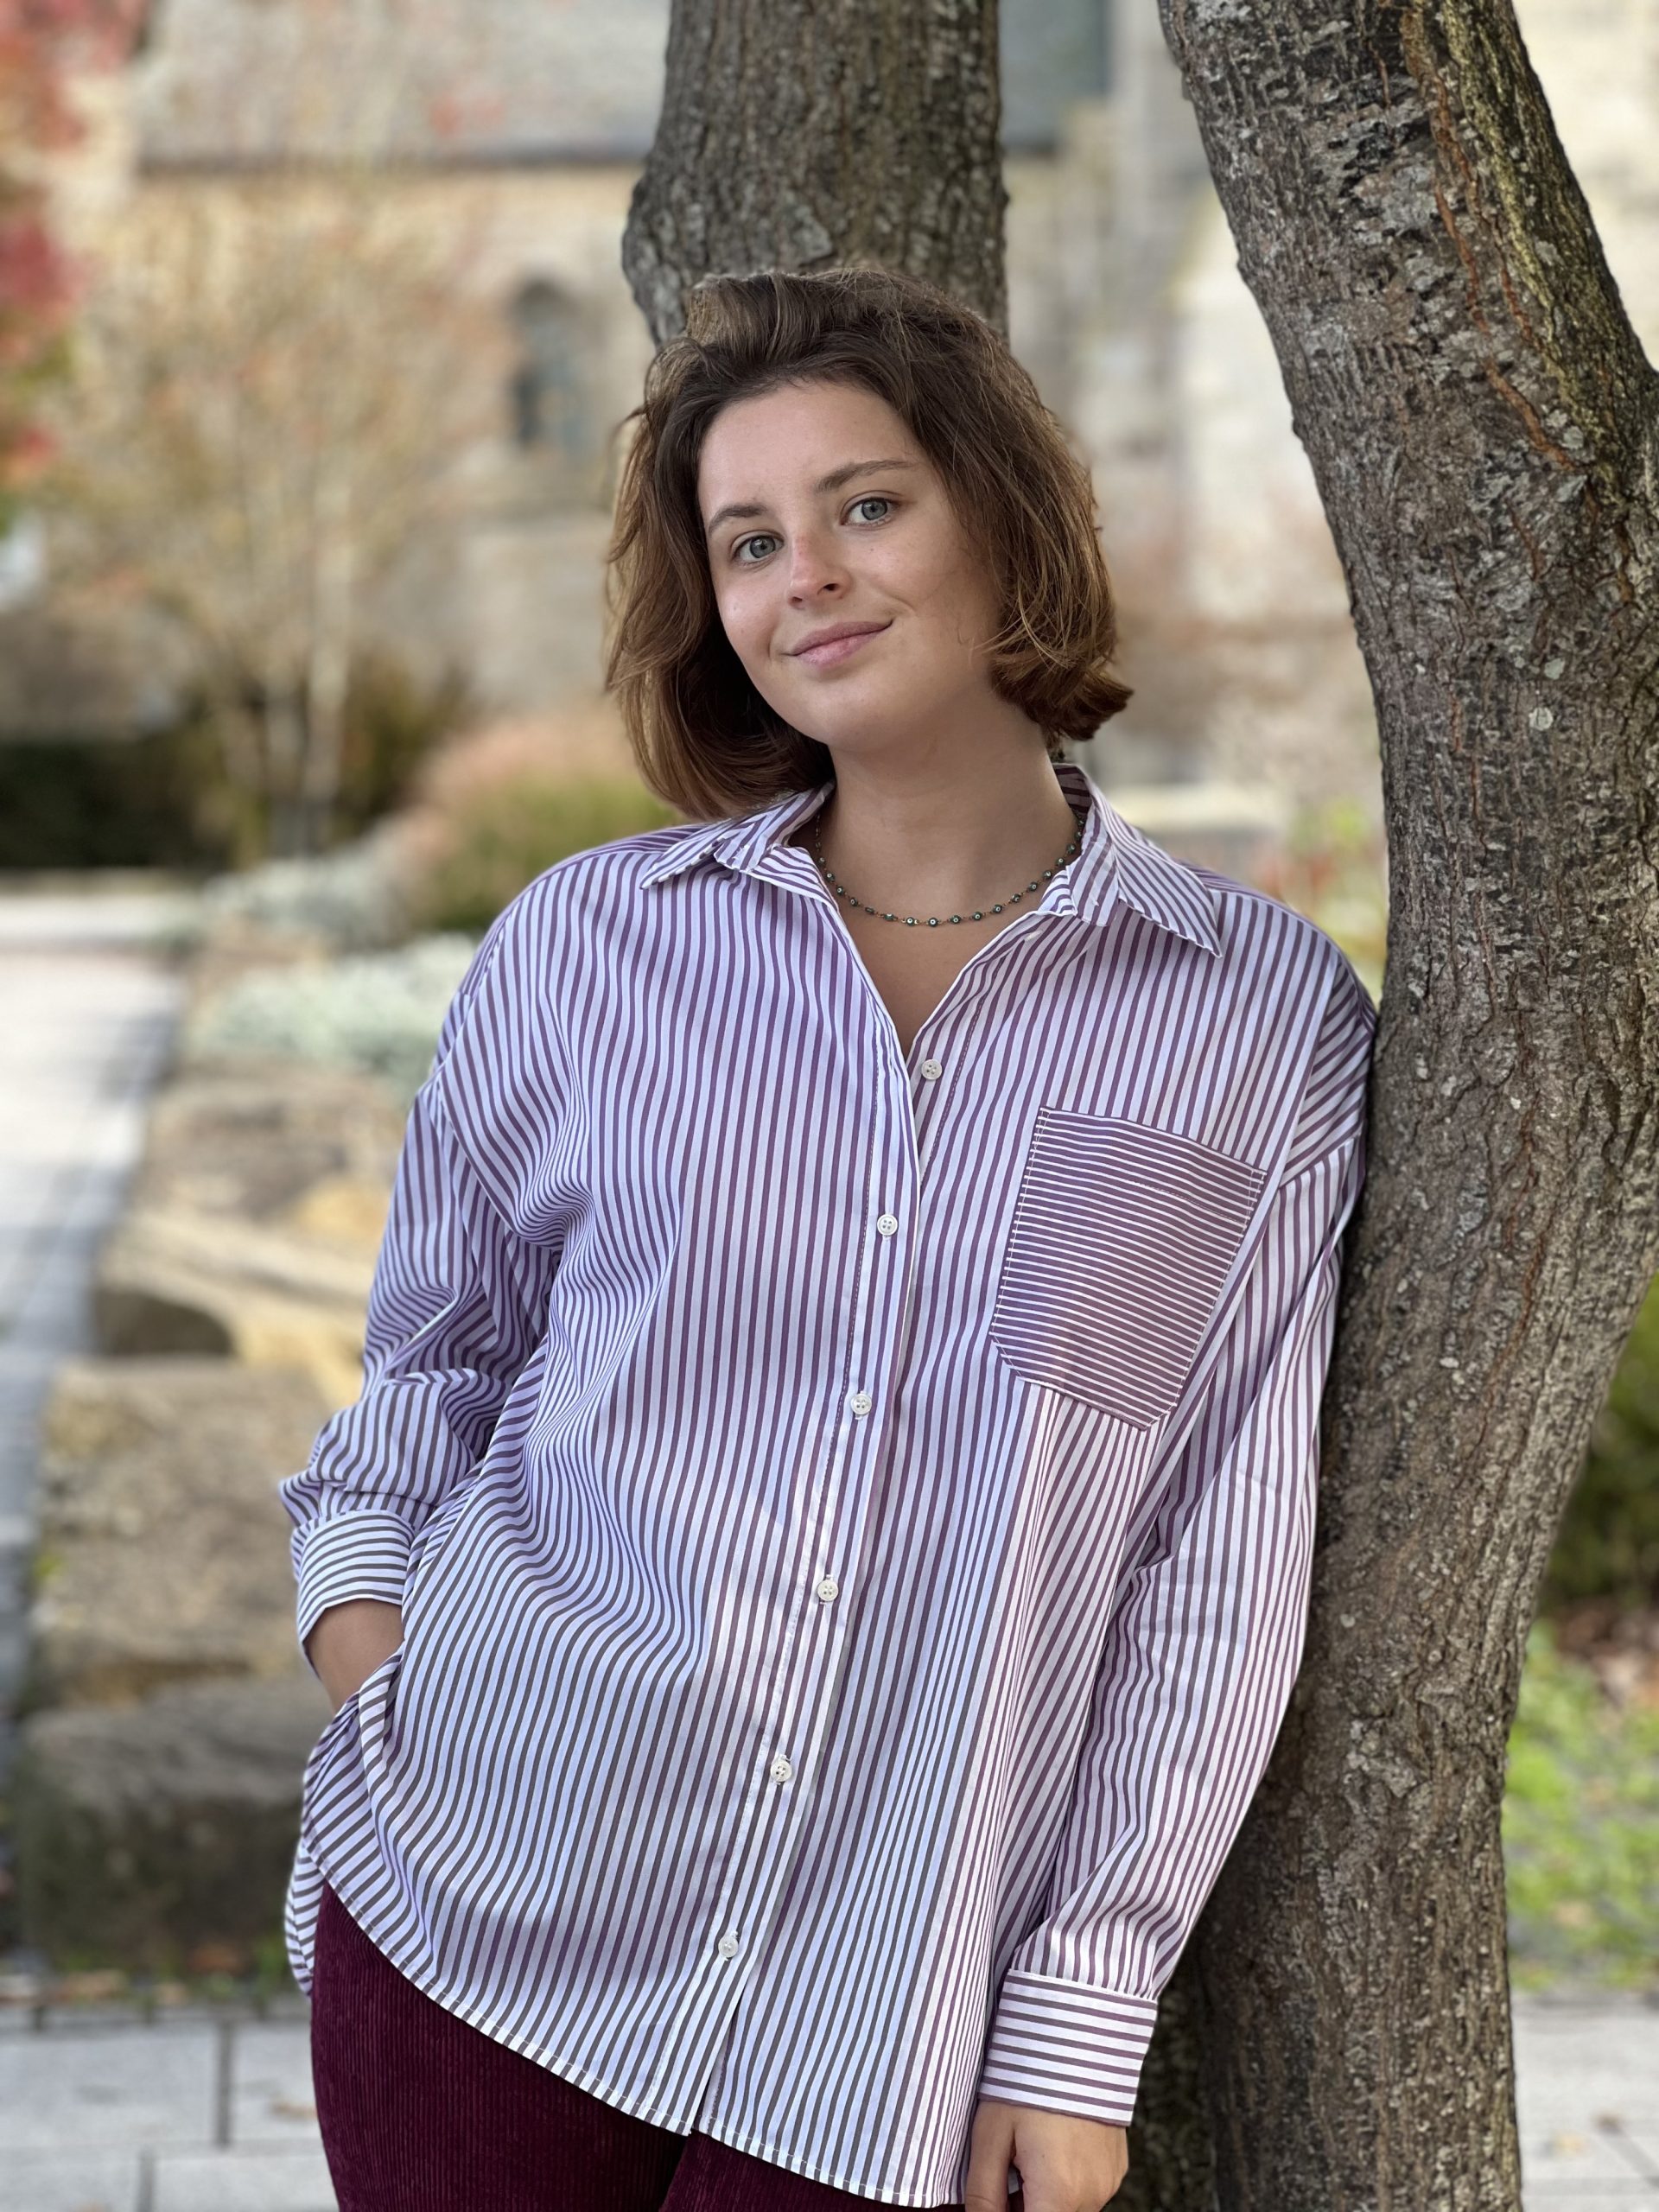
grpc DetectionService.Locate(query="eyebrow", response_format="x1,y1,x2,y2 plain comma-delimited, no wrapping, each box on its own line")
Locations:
702,457,919,542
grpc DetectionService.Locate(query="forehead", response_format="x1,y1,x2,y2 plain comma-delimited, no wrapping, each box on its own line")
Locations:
696,380,921,502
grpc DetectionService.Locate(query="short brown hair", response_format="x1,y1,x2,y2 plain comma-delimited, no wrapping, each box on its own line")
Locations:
602,264,1133,822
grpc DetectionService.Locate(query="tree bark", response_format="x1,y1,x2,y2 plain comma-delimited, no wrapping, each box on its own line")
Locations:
1154,3,1659,2206
620,0,1008,345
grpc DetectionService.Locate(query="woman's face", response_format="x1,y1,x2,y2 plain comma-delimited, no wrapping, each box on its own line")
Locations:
696,378,1003,756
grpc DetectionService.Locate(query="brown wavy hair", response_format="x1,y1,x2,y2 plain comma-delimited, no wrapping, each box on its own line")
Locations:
602,264,1134,823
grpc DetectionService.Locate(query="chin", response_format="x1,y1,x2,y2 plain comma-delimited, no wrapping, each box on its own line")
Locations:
780,700,897,753
781,677,922,736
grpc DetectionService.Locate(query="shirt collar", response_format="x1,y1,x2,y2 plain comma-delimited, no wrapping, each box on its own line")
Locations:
637,756,1221,957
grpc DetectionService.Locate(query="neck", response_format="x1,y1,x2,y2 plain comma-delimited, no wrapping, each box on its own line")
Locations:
798,747,1083,918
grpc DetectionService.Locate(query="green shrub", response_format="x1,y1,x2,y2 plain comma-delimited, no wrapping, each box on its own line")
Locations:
411,772,681,937
175,647,479,868
1503,1616,1659,1989
1546,1274,1659,1615
331,649,480,842
0,647,474,872
0,715,226,871
183,934,479,1105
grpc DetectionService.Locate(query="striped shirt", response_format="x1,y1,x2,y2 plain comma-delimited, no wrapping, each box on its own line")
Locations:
280,755,1374,2206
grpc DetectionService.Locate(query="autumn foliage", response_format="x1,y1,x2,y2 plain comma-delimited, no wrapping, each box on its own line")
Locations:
0,0,144,501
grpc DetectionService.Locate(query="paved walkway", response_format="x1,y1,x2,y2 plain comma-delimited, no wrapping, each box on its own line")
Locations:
0,880,193,1793
1,2000,331,2212
0,1990,1654,2211
0,879,1654,2211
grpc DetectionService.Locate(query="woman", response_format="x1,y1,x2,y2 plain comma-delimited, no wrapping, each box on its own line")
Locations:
285,266,1375,2212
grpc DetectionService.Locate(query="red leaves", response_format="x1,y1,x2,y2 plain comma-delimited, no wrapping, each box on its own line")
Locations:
0,0,146,497
0,0,147,64
0,212,75,325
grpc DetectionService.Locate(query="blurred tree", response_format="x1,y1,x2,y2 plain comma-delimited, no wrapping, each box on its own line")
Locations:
35,179,499,860
623,3,1659,2208
31,1,500,858
0,0,144,526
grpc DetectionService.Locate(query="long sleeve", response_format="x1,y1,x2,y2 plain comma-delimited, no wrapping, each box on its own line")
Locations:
278,921,563,1675
976,958,1374,2128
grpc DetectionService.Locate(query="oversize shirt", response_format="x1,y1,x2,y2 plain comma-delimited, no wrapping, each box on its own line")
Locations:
281,757,1375,2207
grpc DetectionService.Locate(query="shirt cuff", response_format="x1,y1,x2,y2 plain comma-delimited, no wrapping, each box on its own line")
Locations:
977,1968,1160,2128
294,1508,416,1675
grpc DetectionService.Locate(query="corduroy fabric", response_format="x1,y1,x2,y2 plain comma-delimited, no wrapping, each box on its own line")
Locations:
310,1881,969,2210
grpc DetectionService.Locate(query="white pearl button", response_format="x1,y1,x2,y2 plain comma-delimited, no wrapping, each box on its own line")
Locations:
769,1753,793,1783
716,1931,741,1959
919,1059,943,1080
876,1213,899,1236
815,1576,839,1602
849,1390,872,1416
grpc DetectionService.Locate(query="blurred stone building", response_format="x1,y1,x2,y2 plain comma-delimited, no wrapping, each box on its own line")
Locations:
8,1,1122,747
6,0,1657,836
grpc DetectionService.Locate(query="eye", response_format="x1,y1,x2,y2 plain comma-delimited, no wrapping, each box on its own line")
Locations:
732,533,779,566
849,495,894,524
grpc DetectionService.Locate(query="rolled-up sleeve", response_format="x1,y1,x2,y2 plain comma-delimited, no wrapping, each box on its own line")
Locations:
976,953,1375,2127
278,921,563,1675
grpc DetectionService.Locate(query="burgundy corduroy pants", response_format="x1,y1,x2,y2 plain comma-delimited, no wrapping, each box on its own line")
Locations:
310,1880,969,2210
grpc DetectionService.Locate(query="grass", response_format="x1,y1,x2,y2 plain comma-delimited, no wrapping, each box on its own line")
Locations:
1503,1615,1659,1992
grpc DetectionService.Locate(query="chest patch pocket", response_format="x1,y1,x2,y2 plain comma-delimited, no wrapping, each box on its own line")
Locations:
988,1109,1268,1428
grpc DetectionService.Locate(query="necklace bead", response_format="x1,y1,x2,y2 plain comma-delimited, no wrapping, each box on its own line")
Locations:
810,808,1084,926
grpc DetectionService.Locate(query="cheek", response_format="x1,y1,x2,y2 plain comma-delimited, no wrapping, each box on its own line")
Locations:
887,524,986,620
715,580,770,665
945,537,1003,645
905,553,997,654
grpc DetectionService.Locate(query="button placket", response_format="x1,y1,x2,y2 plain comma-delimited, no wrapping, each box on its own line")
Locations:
676,934,920,2101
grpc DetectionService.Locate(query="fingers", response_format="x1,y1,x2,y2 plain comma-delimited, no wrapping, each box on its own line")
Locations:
963,2099,1018,2212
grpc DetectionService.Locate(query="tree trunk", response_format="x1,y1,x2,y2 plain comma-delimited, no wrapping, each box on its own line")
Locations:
298,467,357,856
616,1,1659,2204
262,685,310,861
620,0,1007,345
1154,3,1659,2206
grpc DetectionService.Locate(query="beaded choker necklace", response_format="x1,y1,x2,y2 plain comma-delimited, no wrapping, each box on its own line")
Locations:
808,804,1085,928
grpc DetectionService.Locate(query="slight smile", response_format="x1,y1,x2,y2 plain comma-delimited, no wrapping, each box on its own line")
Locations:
789,622,892,668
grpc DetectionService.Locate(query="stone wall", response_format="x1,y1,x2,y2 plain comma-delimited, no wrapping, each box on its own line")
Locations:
12,937,413,1974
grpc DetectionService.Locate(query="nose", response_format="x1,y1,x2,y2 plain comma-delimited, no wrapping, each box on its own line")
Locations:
786,522,849,601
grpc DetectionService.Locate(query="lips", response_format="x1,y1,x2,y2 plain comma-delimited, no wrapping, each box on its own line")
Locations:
790,621,891,665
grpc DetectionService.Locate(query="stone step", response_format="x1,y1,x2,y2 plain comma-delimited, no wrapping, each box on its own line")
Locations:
11,1674,332,1973
24,1357,332,1713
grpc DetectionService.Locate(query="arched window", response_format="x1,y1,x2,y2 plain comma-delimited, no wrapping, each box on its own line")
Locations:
507,279,587,463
